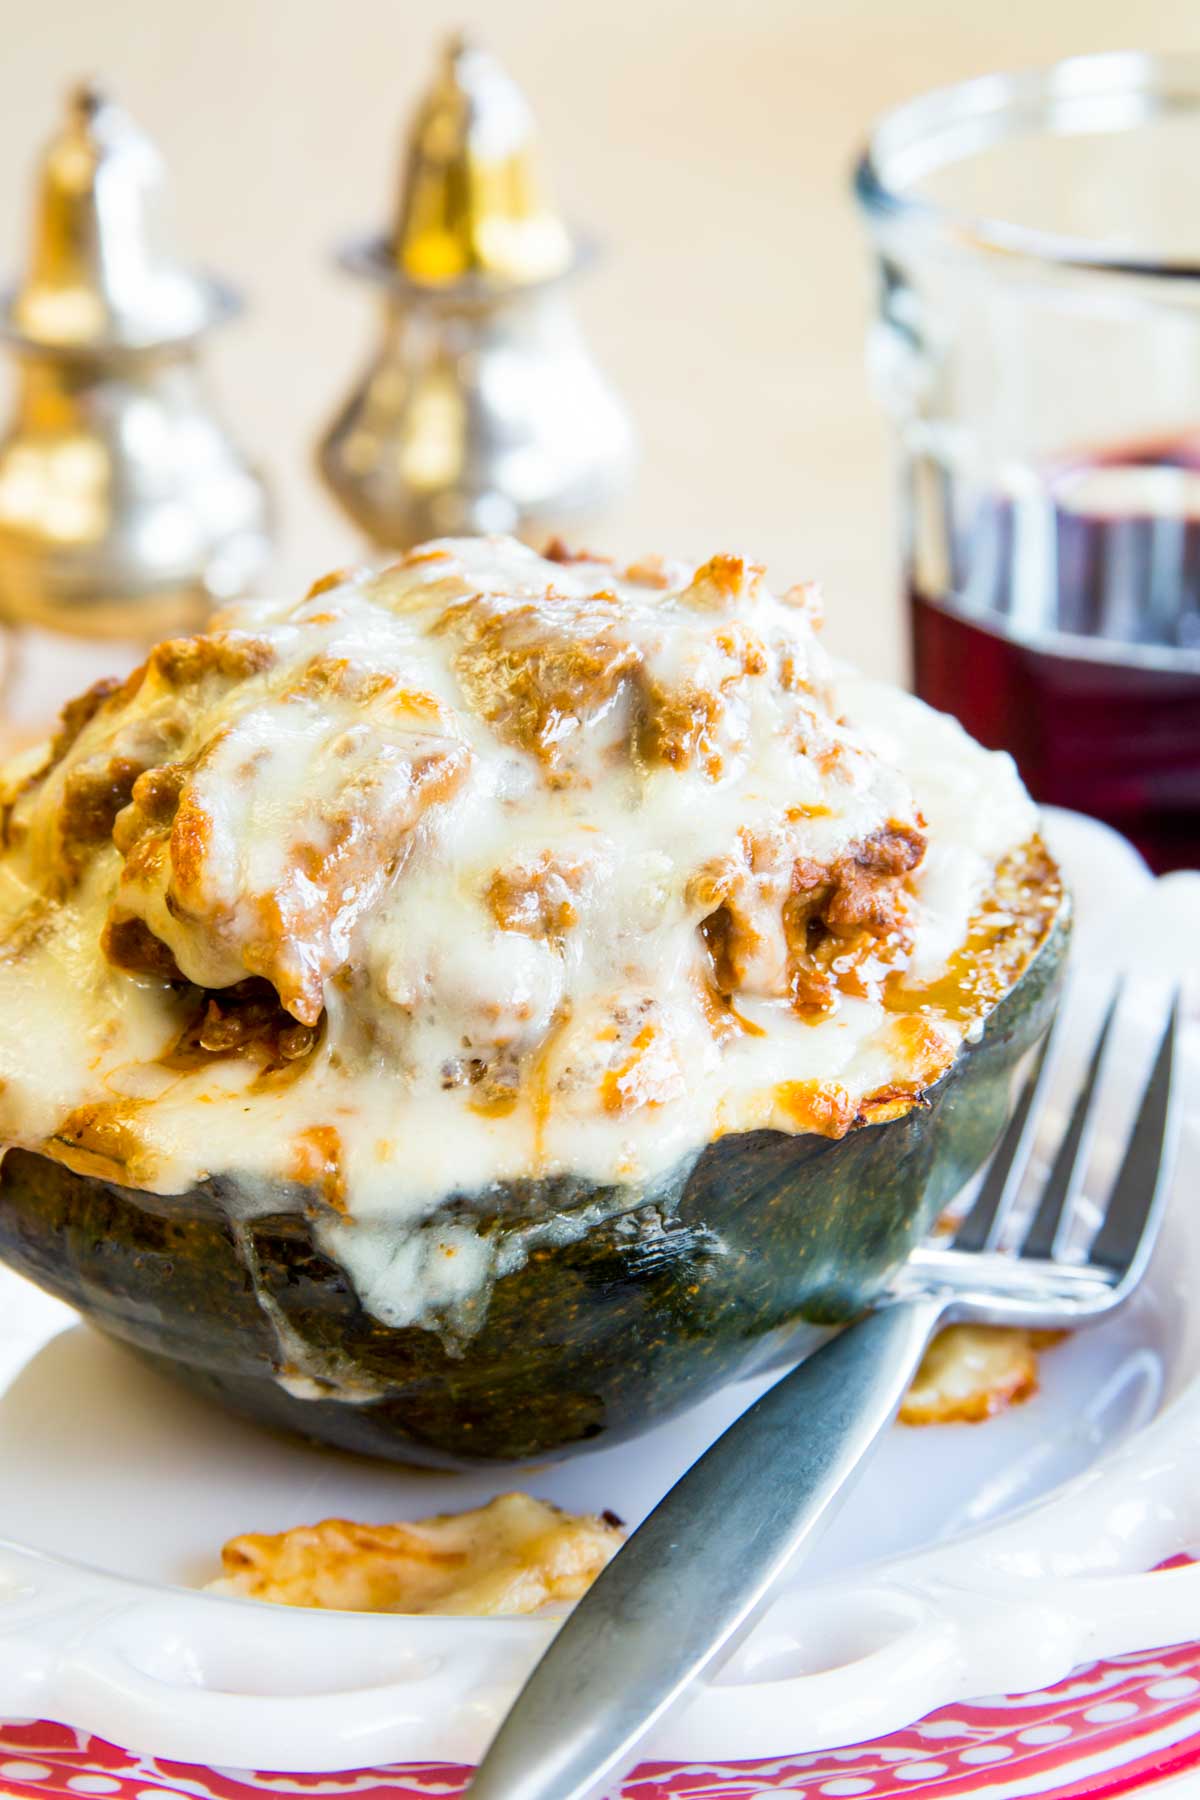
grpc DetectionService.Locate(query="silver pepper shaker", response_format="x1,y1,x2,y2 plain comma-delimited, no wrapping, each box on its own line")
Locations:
318,35,635,548
0,83,272,646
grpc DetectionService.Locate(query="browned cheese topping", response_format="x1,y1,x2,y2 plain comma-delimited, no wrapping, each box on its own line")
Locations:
0,536,1053,1258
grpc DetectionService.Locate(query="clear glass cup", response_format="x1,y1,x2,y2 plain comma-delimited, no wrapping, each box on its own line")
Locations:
854,50,1200,872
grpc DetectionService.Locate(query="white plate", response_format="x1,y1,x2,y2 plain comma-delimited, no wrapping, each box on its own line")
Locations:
0,808,1198,1774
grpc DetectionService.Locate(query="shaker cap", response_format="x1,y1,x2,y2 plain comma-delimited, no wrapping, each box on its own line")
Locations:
391,35,574,286
3,82,237,351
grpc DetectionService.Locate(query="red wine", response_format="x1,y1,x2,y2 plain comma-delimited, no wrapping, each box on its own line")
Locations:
909,434,1200,873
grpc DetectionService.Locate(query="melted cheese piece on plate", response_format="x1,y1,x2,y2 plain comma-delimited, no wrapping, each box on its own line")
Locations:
900,1324,1064,1426
208,1492,624,1614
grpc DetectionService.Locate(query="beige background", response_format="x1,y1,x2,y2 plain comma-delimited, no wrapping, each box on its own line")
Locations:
0,0,1198,682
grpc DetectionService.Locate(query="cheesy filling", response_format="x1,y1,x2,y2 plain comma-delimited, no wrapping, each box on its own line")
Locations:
0,537,1050,1342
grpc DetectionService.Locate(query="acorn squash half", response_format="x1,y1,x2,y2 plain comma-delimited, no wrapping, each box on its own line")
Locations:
0,856,1068,1469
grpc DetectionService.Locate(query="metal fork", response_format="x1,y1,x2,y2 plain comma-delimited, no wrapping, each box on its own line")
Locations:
464,982,1181,1800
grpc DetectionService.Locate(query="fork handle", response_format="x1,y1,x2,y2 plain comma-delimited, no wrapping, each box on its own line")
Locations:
465,1294,948,1800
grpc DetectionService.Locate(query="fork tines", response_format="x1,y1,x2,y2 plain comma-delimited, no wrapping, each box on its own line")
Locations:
949,978,1180,1294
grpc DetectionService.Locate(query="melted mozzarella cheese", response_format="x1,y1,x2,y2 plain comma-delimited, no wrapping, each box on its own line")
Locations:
0,537,1041,1338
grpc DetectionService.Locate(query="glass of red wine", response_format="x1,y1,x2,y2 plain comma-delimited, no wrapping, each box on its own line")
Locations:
855,51,1200,872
